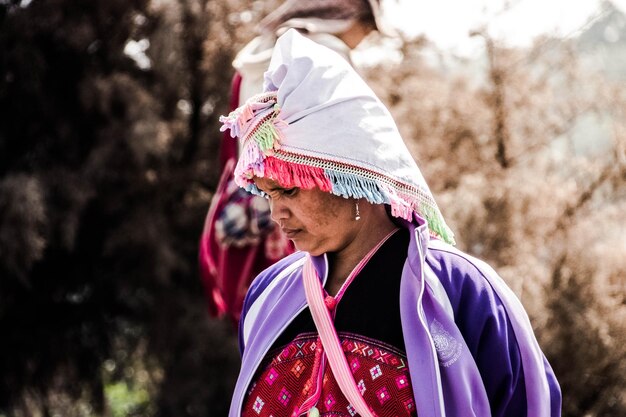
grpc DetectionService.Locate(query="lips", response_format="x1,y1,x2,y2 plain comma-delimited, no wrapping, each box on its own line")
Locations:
281,228,301,239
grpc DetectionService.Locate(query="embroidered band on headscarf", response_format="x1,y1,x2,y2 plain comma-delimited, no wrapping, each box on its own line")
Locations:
220,29,454,244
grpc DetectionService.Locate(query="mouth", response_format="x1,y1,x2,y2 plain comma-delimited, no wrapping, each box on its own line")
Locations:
281,228,301,239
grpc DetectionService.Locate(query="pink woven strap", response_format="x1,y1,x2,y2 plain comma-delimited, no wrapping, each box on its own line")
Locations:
303,259,376,417
302,229,398,417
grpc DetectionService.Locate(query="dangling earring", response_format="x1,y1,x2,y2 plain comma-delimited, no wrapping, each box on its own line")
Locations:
355,200,361,221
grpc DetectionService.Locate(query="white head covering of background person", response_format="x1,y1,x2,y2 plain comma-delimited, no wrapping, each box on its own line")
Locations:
221,29,454,244
257,0,396,37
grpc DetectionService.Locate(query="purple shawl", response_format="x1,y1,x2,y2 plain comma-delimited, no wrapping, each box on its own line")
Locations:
230,221,561,417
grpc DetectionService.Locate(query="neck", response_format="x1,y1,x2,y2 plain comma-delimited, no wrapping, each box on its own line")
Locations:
337,21,373,49
326,204,397,295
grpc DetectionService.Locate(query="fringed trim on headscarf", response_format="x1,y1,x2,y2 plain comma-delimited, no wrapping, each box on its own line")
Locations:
420,204,456,245
219,104,253,138
220,94,456,245
379,182,455,244
220,94,275,138
235,142,265,182
324,170,386,204
241,156,334,193
234,114,287,182
265,157,333,191
257,150,456,244
219,92,283,147
247,112,287,154
382,185,414,221
321,168,455,245
223,92,292,187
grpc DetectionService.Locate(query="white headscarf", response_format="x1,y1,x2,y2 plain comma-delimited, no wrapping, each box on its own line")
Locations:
220,30,454,244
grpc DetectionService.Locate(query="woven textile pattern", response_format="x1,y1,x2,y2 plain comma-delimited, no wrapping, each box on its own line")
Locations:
242,333,417,417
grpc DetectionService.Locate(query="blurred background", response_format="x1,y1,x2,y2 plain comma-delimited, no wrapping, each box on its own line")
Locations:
0,0,624,416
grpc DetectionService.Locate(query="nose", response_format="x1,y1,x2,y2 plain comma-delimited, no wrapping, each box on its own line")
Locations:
269,197,289,223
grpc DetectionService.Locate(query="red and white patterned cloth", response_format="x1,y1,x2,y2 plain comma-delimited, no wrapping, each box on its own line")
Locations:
243,333,417,417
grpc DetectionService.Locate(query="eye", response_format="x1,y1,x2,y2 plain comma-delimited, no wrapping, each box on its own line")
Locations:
282,187,298,197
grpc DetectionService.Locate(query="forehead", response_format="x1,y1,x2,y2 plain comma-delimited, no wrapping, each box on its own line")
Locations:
253,176,284,192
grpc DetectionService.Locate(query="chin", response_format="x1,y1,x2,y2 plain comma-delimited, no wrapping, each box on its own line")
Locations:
293,241,322,256
296,242,334,257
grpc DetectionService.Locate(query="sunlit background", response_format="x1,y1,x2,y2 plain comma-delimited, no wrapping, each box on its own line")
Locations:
392,0,626,50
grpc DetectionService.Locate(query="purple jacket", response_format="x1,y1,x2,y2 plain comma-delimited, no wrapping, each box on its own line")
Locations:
231,222,561,417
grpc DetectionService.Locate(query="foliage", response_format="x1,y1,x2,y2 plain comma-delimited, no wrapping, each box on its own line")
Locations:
0,0,266,415
363,31,626,417
105,382,150,417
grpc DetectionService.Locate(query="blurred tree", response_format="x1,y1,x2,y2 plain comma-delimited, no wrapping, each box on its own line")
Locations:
364,31,626,417
0,0,270,415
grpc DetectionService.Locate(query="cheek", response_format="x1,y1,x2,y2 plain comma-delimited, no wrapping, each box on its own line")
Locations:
306,196,351,231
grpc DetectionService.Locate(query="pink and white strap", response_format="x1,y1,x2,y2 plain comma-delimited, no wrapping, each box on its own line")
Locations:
301,229,398,417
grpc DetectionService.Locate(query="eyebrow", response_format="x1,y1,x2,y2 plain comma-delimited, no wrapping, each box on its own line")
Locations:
257,183,294,194
256,183,283,193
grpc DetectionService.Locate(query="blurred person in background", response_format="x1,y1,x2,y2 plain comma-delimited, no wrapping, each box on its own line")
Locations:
222,30,561,417
200,0,394,324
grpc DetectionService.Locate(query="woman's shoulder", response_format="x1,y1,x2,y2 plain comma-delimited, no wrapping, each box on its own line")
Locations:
243,251,307,311
426,240,501,281
424,239,519,312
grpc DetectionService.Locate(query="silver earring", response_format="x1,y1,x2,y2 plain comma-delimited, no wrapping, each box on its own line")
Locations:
355,200,361,221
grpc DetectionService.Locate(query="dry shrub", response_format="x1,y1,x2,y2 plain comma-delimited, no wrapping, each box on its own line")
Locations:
362,33,626,417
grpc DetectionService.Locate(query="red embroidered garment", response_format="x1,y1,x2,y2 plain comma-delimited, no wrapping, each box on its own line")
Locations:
199,72,294,323
242,333,417,417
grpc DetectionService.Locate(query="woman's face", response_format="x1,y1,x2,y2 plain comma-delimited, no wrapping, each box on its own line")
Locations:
254,177,358,256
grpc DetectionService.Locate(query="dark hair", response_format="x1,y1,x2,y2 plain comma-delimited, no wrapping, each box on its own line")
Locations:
258,0,377,35
358,2,376,29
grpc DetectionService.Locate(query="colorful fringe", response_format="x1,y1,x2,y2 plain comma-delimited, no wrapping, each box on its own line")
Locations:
220,92,456,245
240,153,455,245
219,92,279,140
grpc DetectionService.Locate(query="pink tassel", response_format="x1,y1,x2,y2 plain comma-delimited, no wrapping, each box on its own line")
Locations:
381,184,413,221
263,157,333,192
219,95,277,139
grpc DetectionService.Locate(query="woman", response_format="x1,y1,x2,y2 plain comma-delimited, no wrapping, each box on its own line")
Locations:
221,30,561,417
200,0,393,323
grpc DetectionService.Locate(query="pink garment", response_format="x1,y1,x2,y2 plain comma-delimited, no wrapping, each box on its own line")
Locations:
219,73,241,168
199,72,293,323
